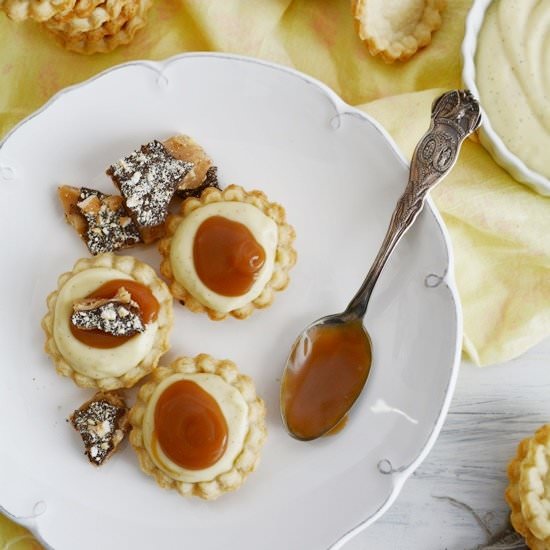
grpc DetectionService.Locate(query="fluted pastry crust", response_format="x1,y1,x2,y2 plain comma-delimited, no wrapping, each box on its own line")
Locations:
159,185,297,320
1,0,75,22
353,0,445,64
506,425,550,550
42,253,173,390
45,0,136,35
45,0,151,54
129,354,267,500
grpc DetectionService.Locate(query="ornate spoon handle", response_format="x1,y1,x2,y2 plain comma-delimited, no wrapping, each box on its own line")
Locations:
345,90,481,319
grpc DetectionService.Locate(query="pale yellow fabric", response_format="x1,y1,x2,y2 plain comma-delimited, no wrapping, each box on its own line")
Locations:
362,89,550,365
1,0,549,546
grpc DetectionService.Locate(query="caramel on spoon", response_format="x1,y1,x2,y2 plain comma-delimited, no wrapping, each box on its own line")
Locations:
280,90,481,441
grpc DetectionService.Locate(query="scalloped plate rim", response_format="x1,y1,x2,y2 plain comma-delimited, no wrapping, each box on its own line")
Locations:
0,52,462,550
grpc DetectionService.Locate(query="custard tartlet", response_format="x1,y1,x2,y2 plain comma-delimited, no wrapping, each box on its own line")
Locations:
129,354,267,500
42,253,173,390
158,185,296,320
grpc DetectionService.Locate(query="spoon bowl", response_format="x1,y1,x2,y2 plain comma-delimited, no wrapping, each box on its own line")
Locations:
280,313,372,441
280,90,481,441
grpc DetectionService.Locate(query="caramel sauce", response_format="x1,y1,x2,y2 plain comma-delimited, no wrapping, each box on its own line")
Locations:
193,215,265,296
70,279,159,349
154,380,228,470
282,321,371,440
324,414,349,437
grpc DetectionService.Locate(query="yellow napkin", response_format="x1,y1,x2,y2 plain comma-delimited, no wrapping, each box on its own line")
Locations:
1,0,549,546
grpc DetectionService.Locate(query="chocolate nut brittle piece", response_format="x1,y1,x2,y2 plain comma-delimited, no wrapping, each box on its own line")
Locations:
58,185,142,255
71,287,145,337
69,391,130,466
106,140,193,243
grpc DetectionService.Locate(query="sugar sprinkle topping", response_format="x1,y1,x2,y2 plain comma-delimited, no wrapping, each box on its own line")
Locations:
77,187,141,256
107,140,193,227
71,400,126,466
71,288,145,337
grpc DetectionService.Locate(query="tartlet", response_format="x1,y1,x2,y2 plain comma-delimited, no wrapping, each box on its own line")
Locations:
46,0,152,55
506,425,550,550
129,354,267,500
1,0,75,22
353,0,445,63
158,185,296,321
42,253,173,390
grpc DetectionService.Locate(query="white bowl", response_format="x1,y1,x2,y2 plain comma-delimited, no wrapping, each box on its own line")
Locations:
0,53,461,550
462,0,550,196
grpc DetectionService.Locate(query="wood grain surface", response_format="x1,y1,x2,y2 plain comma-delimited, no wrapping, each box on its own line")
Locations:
344,338,550,550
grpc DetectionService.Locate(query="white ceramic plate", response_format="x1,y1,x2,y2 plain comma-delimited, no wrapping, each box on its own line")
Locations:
0,53,461,550
462,0,550,196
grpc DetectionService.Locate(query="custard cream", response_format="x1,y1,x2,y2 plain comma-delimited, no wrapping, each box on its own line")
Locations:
53,267,158,379
476,0,550,178
170,202,278,312
142,372,249,483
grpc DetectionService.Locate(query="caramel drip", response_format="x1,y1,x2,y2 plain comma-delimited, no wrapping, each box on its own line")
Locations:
193,216,266,297
154,380,228,470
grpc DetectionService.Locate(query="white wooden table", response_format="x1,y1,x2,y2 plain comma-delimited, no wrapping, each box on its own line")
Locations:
343,337,550,550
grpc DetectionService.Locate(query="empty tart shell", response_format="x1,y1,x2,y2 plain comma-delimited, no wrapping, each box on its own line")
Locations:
1,0,75,22
353,0,445,63
70,0,110,17
129,354,267,500
46,0,151,54
506,425,550,550
158,185,297,321
45,0,137,35
42,253,173,390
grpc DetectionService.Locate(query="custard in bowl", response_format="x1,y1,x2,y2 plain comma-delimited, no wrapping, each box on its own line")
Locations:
462,0,550,194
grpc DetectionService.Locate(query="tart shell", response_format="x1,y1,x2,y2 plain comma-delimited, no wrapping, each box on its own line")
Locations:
42,253,173,390
1,0,75,22
46,0,151,55
129,354,267,500
353,0,445,64
158,185,297,321
44,0,135,35
505,425,550,550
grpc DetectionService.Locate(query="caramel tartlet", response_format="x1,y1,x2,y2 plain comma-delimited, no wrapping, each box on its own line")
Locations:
43,253,173,389
159,185,296,320
129,354,267,500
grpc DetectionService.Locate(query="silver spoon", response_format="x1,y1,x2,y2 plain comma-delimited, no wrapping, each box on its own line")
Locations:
280,90,482,441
